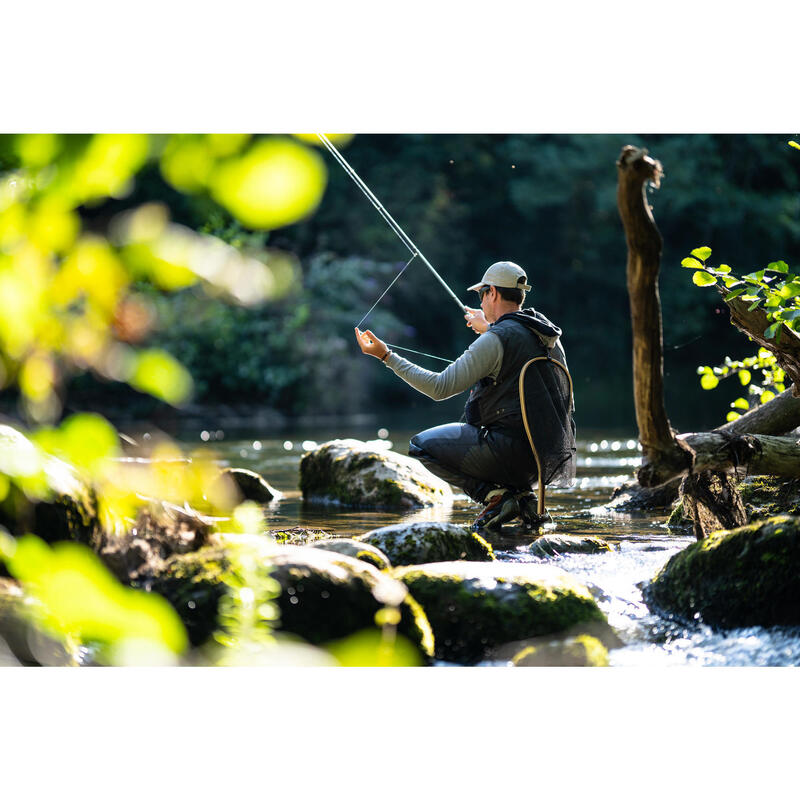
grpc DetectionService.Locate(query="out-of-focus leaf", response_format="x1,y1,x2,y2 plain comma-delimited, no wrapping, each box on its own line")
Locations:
293,133,355,148
325,628,423,667
701,372,719,390
130,348,193,405
210,138,327,230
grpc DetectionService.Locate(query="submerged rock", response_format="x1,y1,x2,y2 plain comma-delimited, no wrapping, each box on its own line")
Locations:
0,425,100,548
308,537,392,570
358,522,493,566
149,540,434,659
215,467,282,504
644,515,800,628
525,534,612,557
393,560,605,664
299,439,452,509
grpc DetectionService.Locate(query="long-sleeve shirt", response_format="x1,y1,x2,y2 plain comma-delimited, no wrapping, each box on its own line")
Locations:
384,332,504,401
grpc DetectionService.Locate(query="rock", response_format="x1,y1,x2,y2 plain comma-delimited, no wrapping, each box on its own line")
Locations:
665,498,693,529
0,424,100,547
308,538,392,570
299,439,452,509
525,534,612,557
358,522,494,566
148,540,434,660
393,560,606,664
605,478,681,512
738,476,800,521
216,467,282,503
644,515,800,628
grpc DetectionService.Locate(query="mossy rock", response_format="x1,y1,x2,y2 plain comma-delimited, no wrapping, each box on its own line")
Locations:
299,439,452,509
393,561,606,664
148,540,434,660
308,537,392,570
0,424,100,548
644,514,800,628
665,498,693,529
525,534,612,557
511,635,610,666
358,522,493,566
216,467,282,503
738,476,800,521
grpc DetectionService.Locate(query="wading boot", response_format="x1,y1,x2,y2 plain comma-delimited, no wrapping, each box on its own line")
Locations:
473,490,520,531
517,492,552,529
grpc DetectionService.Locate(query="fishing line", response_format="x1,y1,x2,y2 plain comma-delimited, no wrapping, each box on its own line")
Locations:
382,344,454,364
317,133,467,315
356,254,417,329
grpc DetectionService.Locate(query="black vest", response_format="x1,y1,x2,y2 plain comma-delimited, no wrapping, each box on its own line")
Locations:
463,313,566,431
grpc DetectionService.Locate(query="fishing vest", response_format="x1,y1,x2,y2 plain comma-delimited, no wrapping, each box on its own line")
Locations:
463,314,561,431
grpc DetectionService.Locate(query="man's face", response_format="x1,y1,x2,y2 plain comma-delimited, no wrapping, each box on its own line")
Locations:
479,285,496,322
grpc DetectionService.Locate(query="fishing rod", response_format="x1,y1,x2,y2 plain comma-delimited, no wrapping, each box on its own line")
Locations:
316,133,468,315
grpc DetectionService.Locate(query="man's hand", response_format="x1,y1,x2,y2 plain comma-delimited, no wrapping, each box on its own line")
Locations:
464,307,489,334
355,327,389,360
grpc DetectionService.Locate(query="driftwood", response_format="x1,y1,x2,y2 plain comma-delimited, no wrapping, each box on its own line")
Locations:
616,146,693,488
717,386,800,435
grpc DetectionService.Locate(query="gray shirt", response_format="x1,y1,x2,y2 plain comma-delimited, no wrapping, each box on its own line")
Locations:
384,332,504,401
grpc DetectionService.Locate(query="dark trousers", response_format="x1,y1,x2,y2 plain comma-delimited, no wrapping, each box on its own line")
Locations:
409,422,538,504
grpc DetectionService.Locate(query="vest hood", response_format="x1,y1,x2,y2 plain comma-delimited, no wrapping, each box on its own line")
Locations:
495,308,562,349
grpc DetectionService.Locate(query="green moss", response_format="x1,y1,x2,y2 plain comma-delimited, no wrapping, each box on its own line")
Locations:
645,514,800,628
738,477,800,520
361,523,494,566
395,563,604,664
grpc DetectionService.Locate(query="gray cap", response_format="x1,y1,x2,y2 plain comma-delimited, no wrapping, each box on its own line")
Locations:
467,261,532,293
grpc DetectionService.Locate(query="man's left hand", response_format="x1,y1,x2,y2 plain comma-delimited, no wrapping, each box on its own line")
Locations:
355,328,389,360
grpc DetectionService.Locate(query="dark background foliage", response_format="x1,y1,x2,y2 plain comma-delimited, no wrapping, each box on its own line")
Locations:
69,134,800,432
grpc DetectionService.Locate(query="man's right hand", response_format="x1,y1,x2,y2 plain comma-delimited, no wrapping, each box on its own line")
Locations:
464,307,489,334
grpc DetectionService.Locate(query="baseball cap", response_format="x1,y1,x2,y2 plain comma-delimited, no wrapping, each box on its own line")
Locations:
467,261,532,293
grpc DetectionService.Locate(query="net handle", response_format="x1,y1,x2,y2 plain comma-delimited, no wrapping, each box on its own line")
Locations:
518,355,575,517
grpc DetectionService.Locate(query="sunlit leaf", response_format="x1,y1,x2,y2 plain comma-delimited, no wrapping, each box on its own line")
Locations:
767,261,789,273
3,534,188,659
325,628,423,667
210,138,327,230
693,271,717,287
681,257,703,269
789,141,800,150
715,264,731,274
206,134,251,157
690,246,712,261
59,413,119,475
739,369,751,386
72,134,150,203
761,390,776,404
701,373,719,390
293,133,355,148
724,287,746,301
27,198,80,253
726,411,741,422
764,322,781,339
14,134,62,168
160,136,215,193
732,397,750,410
130,348,193,405
19,352,55,402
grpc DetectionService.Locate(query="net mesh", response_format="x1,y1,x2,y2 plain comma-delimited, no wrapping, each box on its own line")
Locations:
520,357,576,488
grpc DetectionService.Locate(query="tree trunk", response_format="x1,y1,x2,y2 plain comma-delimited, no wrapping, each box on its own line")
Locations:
679,471,748,541
616,146,693,488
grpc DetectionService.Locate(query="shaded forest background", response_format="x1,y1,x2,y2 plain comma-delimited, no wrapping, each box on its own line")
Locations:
33,134,800,433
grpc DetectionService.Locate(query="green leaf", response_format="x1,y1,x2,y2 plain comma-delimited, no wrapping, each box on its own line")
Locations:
790,140,800,150
693,271,718,287
716,264,731,274
726,411,742,423
722,276,741,288
681,257,704,269
701,373,719,390
764,322,781,339
747,300,761,311
690,246,712,261
739,369,751,386
732,397,750,410
724,287,747,301
130,349,193,406
768,261,789,273
761,390,776,404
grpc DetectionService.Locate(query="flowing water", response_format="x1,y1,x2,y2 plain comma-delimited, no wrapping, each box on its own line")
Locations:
175,424,800,667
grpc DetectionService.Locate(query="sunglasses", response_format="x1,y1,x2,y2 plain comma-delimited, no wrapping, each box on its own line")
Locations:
479,285,492,300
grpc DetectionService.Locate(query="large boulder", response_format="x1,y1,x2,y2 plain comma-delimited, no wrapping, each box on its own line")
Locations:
299,439,452,509
393,561,606,664
308,537,392,570
358,522,493,566
148,538,434,660
0,425,100,548
644,515,800,628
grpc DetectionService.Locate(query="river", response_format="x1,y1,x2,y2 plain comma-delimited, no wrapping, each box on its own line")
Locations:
175,424,800,667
